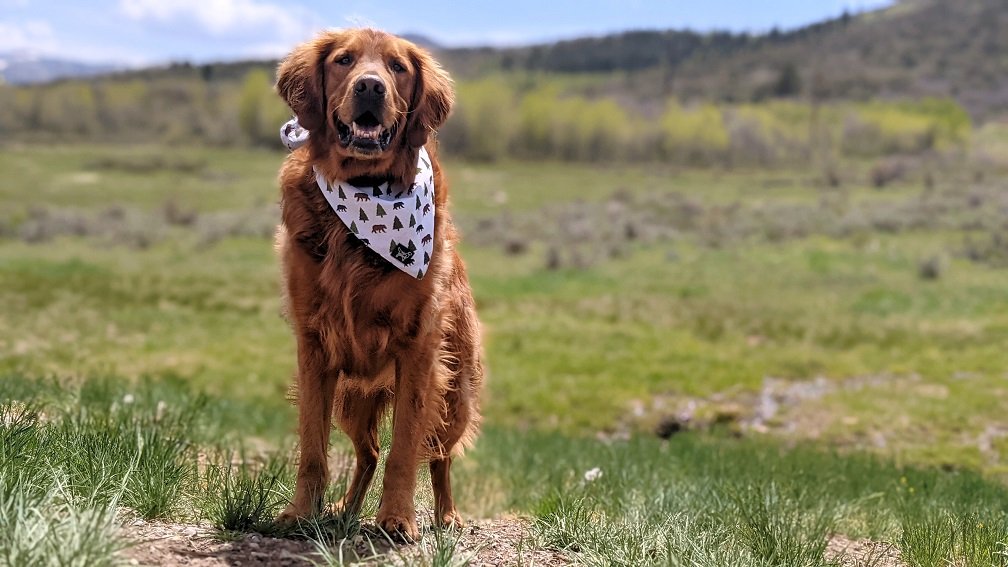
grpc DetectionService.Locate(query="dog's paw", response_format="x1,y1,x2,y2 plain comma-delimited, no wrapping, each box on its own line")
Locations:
274,505,310,527
376,508,419,542
438,509,465,530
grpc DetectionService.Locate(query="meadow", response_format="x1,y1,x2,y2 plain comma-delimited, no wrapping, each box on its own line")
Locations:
2,139,1008,565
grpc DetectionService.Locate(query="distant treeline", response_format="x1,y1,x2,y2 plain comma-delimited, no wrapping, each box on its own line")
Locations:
439,13,855,75
440,77,971,164
0,69,288,147
0,70,971,166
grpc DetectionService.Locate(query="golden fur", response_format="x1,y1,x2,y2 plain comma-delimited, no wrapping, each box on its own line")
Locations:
273,28,482,540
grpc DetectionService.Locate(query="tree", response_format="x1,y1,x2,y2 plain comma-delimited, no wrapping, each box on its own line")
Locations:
237,69,289,146
773,63,802,98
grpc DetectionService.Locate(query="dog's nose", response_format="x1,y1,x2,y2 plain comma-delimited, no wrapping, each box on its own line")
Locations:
354,76,386,98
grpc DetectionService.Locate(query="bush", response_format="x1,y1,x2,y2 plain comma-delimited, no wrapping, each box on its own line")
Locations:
660,100,730,164
238,69,290,147
442,77,515,161
842,98,972,157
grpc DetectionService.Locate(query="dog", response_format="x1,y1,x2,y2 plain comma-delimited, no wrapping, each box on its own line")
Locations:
273,29,483,541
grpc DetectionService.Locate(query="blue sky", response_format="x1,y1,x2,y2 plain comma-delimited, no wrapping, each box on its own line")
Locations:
0,0,893,65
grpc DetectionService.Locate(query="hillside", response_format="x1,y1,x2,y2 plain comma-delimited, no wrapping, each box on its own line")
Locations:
0,51,119,84
436,0,1008,118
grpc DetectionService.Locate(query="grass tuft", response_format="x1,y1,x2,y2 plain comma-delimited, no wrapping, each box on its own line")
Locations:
202,452,292,534
729,482,833,566
48,396,200,520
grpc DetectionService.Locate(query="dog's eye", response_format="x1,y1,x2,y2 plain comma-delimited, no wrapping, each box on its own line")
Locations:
390,61,406,73
336,55,353,66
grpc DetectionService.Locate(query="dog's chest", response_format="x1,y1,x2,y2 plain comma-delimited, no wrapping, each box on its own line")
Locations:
312,232,430,376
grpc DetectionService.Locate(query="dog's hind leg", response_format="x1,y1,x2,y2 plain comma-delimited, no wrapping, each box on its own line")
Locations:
428,370,477,529
427,290,484,529
429,455,462,528
333,388,389,517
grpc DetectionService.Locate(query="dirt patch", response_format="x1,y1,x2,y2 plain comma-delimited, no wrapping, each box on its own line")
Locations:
827,534,905,567
120,516,569,567
121,517,904,566
622,374,927,442
122,520,318,566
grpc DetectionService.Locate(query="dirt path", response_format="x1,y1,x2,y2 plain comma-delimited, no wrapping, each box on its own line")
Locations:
121,517,570,567
827,535,905,567
121,518,906,566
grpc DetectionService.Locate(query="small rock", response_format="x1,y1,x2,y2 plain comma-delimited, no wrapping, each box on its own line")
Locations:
655,417,685,439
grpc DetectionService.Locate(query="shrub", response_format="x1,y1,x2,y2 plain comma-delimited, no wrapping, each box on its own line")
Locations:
660,100,730,164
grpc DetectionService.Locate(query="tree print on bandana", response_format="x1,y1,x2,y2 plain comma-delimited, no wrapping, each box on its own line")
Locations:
313,148,436,279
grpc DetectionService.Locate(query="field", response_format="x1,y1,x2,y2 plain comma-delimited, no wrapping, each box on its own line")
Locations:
2,141,1008,566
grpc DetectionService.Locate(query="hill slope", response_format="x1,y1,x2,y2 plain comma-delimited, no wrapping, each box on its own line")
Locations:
436,0,1008,117
0,51,120,84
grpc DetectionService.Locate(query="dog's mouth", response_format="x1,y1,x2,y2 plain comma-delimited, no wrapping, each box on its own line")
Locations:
336,111,396,154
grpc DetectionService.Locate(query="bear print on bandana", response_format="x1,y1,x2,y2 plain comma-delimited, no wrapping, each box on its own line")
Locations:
313,148,436,279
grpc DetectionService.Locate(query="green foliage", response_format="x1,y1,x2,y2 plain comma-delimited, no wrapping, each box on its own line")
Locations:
442,77,516,161
441,84,971,165
238,69,290,147
843,99,973,156
0,63,977,166
660,100,730,163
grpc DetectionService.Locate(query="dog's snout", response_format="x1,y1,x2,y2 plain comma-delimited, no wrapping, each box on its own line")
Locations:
354,76,386,98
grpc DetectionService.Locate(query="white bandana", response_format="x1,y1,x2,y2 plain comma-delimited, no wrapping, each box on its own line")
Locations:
280,118,435,279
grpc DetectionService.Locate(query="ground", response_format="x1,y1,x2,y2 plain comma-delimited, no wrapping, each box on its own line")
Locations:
122,519,909,567
122,517,569,567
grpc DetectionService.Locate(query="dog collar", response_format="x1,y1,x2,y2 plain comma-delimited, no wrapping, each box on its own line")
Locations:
281,117,435,279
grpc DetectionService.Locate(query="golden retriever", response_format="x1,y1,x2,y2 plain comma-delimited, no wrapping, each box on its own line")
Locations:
273,28,483,541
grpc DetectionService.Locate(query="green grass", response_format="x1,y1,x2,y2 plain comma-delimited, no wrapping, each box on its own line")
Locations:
2,143,1008,563
3,145,1008,459
2,375,1006,565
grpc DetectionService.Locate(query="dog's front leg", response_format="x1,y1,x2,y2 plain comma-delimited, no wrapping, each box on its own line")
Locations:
278,331,336,524
376,351,435,541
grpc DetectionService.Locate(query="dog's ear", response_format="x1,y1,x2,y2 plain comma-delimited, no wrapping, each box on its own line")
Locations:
276,35,337,132
405,46,455,148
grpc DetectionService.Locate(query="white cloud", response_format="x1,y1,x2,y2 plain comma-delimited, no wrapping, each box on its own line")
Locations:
0,19,58,54
119,0,314,42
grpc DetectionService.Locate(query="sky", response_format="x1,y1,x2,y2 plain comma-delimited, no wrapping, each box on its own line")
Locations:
0,0,894,65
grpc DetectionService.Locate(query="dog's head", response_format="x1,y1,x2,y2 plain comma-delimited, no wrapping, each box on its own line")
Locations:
277,29,453,176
